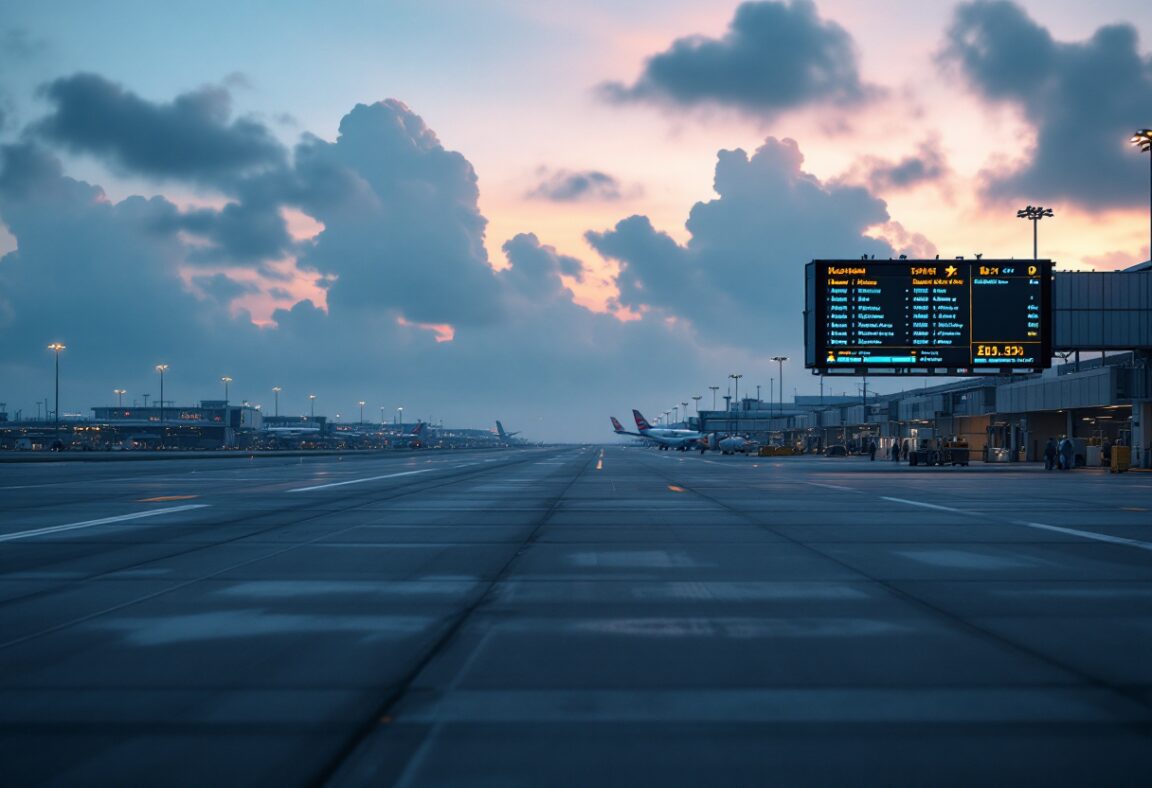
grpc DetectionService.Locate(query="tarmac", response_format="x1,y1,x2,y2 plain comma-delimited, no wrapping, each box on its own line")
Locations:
0,447,1149,785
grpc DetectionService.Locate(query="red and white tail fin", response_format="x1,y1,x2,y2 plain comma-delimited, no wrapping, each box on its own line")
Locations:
610,416,626,433
632,409,654,432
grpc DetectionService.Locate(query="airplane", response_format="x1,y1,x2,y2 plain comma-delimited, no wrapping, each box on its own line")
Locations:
495,421,521,442
631,409,707,451
610,416,644,437
394,421,427,449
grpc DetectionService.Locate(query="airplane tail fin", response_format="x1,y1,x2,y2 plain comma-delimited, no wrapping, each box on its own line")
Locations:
410,422,426,436
496,420,508,440
632,409,654,432
610,416,626,433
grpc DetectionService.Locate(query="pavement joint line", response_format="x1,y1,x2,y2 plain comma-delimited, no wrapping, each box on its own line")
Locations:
0,505,210,543
286,468,438,493
881,496,1152,551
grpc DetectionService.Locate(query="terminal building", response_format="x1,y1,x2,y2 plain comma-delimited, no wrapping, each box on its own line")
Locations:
698,263,1152,467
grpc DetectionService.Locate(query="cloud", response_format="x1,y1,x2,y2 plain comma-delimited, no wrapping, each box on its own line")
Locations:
587,137,893,350
34,73,286,183
848,138,949,193
600,0,877,117
940,1,1152,207
527,169,626,202
291,100,504,327
190,273,260,305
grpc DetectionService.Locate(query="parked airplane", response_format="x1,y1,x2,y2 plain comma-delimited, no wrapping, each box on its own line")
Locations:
495,421,521,442
632,409,707,450
610,416,644,437
396,421,427,449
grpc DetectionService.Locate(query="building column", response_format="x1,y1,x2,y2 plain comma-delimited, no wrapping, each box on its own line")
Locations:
1133,400,1152,469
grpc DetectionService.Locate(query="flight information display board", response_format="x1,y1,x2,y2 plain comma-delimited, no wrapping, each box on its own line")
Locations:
804,259,1052,375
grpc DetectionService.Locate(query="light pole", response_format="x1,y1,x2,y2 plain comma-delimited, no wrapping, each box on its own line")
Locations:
380,406,385,426
155,364,168,448
664,410,671,426
114,388,126,408
673,406,679,424
729,373,742,435
1133,129,1152,262
397,406,403,427
709,386,719,411
272,386,281,417
221,376,232,404
681,401,689,426
692,395,702,416
309,394,316,420
47,343,65,441
359,400,366,424
1015,205,1054,260
771,356,788,417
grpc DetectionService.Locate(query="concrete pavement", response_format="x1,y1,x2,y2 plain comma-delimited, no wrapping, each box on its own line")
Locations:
0,448,1149,785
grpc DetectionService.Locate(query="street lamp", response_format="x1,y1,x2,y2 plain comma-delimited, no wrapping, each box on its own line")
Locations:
692,395,702,416
272,386,281,417
309,393,316,420
358,400,366,424
664,410,671,426
673,406,679,424
729,373,742,434
1015,205,1054,260
1132,129,1152,263
221,376,232,403
155,364,168,448
771,356,788,416
114,388,126,408
397,406,403,426
708,385,719,411
47,343,65,441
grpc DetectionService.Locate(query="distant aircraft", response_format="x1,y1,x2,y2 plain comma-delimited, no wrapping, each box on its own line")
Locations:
632,409,707,450
495,421,521,442
610,416,644,437
396,421,427,449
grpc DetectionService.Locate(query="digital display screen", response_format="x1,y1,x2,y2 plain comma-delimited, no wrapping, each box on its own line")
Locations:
804,259,1052,374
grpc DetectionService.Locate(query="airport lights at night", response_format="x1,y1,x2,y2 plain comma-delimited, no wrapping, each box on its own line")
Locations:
1133,129,1152,263
221,376,232,403
272,386,281,417
114,388,126,408
155,364,168,447
359,400,366,424
771,356,788,416
309,394,316,420
47,343,65,440
1015,205,1054,260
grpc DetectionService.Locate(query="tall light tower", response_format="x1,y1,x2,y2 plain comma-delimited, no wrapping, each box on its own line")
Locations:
681,401,689,426
114,388,126,408
221,376,232,403
47,343,65,441
397,406,403,426
708,386,719,411
1133,129,1152,263
155,364,168,448
692,395,702,416
1015,205,1054,260
309,393,316,420
771,356,788,417
358,400,366,424
272,386,281,417
729,373,742,434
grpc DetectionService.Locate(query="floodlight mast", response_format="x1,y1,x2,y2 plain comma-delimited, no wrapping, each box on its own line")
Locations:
1132,129,1152,266
1015,205,1054,261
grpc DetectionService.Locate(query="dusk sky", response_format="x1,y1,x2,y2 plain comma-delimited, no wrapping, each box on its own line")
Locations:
1,0,1150,441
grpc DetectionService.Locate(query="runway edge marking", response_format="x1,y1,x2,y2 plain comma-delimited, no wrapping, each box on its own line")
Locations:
287,468,438,493
0,504,210,542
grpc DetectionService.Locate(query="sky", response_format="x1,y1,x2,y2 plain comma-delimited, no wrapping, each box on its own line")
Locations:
1,0,1150,442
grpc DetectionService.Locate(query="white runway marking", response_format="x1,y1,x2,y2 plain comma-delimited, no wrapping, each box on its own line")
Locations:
881,496,1152,552
0,504,210,542
807,482,858,492
287,468,437,493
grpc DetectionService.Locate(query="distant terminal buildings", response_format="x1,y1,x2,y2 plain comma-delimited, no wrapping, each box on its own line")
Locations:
0,400,512,452
696,351,1147,467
